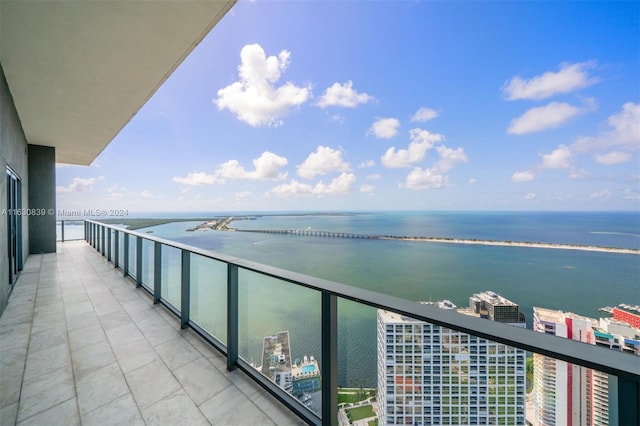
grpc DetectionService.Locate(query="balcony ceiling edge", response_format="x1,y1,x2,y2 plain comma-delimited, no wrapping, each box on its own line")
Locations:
0,0,236,165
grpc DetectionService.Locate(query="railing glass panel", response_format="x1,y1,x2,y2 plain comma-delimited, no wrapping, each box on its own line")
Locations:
56,220,86,241
128,235,137,279
161,245,182,310
110,229,115,261
237,267,322,417
96,225,102,252
337,298,377,423
117,230,124,267
141,238,154,290
190,253,227,344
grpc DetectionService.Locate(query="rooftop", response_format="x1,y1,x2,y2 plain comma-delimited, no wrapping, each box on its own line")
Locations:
470,291,518,307
0,241,301,425
533,306,567,323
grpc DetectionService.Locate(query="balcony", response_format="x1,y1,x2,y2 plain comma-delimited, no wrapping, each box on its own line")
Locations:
0,240,301,425
1,220,639,425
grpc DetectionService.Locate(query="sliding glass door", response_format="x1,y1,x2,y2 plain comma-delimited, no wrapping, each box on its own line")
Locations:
6,168,22,288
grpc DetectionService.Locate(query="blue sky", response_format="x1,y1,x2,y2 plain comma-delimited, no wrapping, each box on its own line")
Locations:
56,1,640,213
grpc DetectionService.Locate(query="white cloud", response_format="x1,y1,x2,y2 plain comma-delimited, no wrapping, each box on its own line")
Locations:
314,172,356,195
358,160,375,168
270,180,314,197
270,173,356,197
381,128,444,168
541,145,572,169
56,176,103,193
569,168,590,180
360,184,374,193
106,192,124,200
403,145,467,190
297,146,350,179
214,44,311,127
469,178,477,184
411,107,439,122
369,117,400,139
405,168,446,190
572,102,640,152
433,145,468,173
331,114,346,123
219,151,288,180
235,191,252,201
502,61,597,101
524,192,537,200
367,174,381,180
140,190,153,198
608,102,640,144
508,102,585,135
173,172,220,186
623,188,640,200
594,151,632,165
105,183,124,193
174,152,288,187
512,171,535,182
316,81,373,108
589,190,612,199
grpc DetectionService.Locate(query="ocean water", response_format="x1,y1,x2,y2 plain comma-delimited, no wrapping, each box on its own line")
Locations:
141,211,639,387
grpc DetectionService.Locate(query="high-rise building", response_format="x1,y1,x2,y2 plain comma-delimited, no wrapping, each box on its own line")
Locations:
467,291,526,326
377,292,526,426
531,307,640,426
532,308,596,426
260,331,293,393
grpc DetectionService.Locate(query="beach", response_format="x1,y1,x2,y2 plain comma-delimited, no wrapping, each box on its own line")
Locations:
379,236,640,255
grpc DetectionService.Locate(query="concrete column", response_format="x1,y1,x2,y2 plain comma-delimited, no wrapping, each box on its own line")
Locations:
28,145,56,254
1,61,29,316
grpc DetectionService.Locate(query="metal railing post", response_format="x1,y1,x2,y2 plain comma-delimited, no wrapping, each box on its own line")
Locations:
154,241,161,304
227,264,238,371
107,228,112,262
123,233,129,277
136,237,143,287
180,250,190,329
61,220,65,242
114,231,119,268
101,226,106,256
321,292,338,425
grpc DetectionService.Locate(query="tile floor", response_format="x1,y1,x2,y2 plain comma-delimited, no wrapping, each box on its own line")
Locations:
0,241,303,425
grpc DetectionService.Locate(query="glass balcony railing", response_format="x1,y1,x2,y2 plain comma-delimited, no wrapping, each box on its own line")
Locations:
56,220,86,242
82,219,639,426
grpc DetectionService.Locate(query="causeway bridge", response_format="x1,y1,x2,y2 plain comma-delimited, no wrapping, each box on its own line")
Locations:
236,228,375,239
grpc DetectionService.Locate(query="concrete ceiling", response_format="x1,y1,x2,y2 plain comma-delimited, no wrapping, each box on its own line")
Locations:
0,0,235,165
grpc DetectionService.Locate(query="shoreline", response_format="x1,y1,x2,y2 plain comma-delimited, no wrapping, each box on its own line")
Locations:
100,216,638,255
378,236,639,255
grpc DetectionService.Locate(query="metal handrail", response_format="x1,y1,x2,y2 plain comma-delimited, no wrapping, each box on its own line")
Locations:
83,219,639,425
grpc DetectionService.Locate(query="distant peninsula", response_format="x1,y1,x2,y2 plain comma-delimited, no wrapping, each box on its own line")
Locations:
377,236,639,255
99,216,639,255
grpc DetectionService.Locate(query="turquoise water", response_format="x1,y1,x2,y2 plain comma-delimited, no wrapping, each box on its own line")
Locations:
302,365,316,374
141,211,639,387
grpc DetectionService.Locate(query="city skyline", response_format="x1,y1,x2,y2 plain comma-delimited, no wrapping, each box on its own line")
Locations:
56,1,639,212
